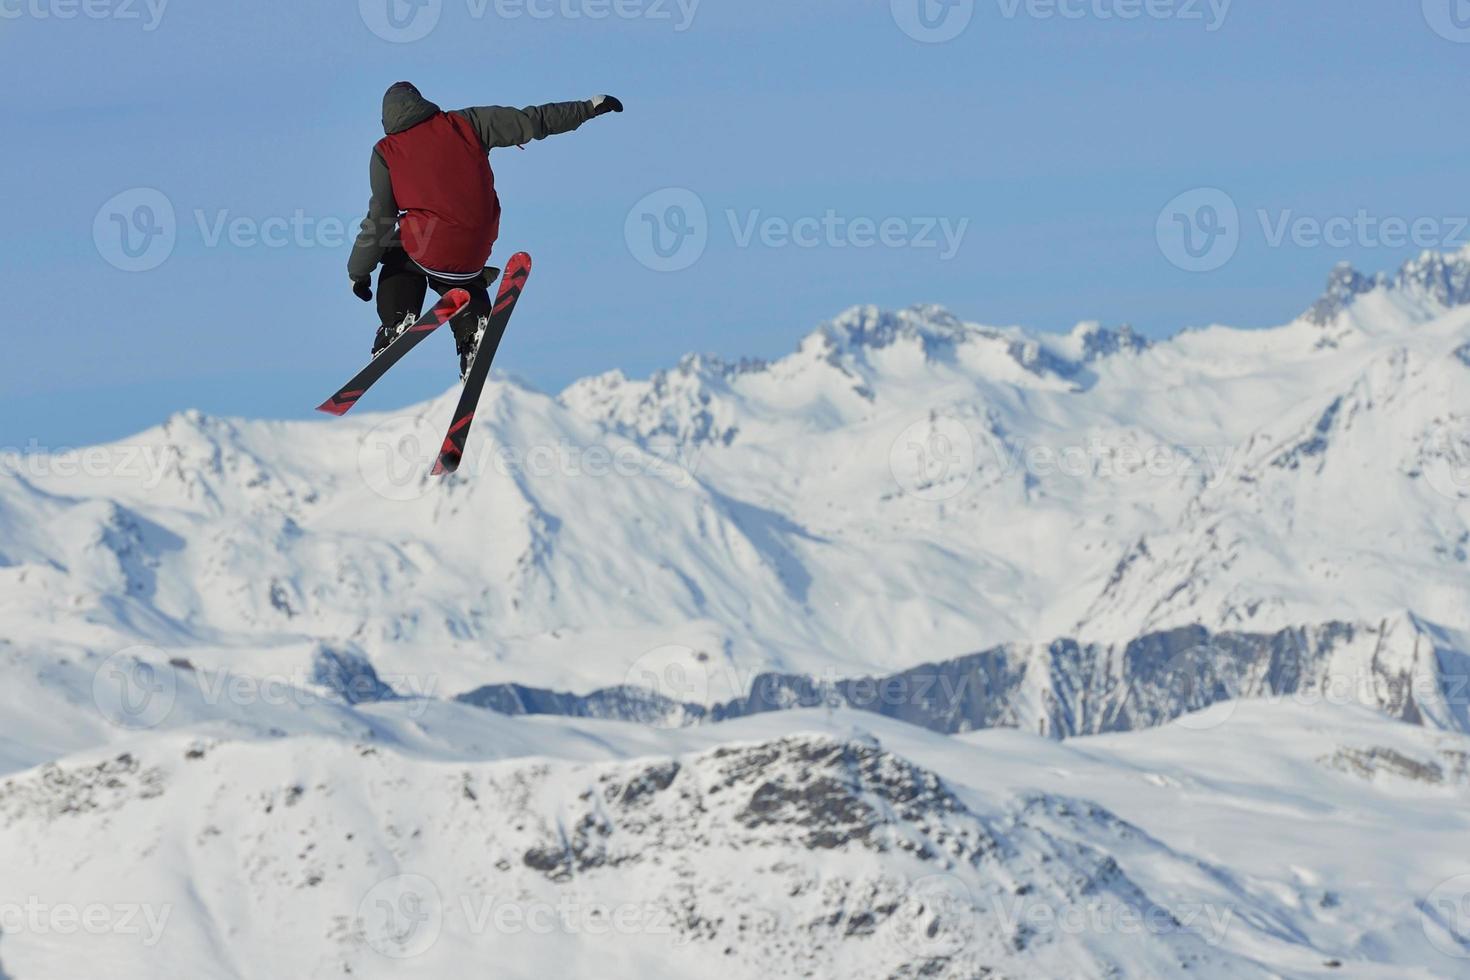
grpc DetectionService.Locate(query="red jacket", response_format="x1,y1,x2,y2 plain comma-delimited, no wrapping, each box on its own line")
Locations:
377,112,500,278
348,82,594,282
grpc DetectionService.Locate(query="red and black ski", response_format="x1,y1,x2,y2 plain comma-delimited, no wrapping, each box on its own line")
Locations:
316,288,472,417
433,252,532,476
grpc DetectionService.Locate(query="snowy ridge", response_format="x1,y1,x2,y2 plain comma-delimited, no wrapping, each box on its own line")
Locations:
0,647,1466,977
459,616,1470,738
4,252,1470,707
1305,246,1470,327
5,251,1470,976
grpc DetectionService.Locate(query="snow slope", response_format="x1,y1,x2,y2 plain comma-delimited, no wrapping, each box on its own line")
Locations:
0,644,1466,978
4,250,1470,707
4,250,1470,977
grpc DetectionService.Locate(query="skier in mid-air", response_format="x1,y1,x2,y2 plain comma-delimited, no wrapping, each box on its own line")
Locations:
348,82,624,379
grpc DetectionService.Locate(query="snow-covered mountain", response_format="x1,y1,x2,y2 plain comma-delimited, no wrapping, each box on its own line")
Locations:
5,248,1470,977
2,657,1467,977
6,248,1470,709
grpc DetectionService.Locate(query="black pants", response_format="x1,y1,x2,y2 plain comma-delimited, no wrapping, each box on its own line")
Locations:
376,247,499,363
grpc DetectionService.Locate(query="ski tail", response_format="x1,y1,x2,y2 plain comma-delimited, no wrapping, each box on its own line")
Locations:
432,253,532,476
316,288,472,417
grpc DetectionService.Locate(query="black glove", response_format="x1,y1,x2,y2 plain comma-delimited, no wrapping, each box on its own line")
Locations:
591,95,623,116
352,278,373,303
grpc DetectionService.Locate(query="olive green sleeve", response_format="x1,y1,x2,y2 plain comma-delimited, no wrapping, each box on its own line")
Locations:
348,149,399,282
454,100,596,150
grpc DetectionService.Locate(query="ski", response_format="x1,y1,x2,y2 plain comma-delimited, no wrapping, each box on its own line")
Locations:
433,252,532,476
316,287,472,417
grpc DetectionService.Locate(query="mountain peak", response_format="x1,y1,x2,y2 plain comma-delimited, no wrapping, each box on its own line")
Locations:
1304,246,1470,325
813,304,969,357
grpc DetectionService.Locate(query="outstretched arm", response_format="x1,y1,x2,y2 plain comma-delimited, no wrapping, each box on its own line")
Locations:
455,95,622,150
348,150,398,286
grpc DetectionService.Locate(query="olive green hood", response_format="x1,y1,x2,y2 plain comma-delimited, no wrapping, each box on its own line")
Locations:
381,81,441,135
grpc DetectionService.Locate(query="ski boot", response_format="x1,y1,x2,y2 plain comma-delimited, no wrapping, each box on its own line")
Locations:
454,314,490,383
371,311,420,359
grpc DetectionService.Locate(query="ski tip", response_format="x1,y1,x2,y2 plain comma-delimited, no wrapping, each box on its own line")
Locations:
316,399,354,417
316,389,365,416
445,287,471,307
433,444,464,476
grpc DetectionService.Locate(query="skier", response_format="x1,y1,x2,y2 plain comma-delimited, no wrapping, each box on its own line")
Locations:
348,82,624,379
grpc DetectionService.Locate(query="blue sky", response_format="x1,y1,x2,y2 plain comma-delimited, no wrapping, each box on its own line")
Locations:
3,0,1468,447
